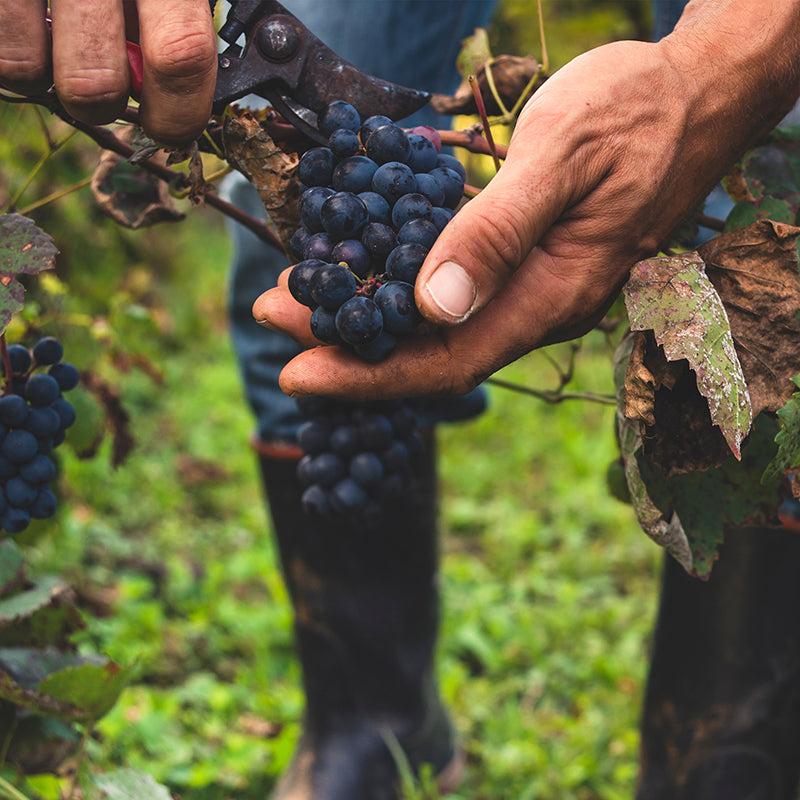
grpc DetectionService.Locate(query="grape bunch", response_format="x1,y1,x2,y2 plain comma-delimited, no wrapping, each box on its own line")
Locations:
288,99,466,362
0,337,79,535
295,396,423,523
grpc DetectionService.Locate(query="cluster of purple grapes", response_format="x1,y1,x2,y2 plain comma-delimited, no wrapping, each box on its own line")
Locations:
0,338,79,535
287,100,466,361
296,396,422,523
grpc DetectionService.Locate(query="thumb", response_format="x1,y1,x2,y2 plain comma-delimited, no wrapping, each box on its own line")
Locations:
415,143,569,326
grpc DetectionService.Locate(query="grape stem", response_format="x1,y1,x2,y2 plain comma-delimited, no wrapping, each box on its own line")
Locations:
486,377,616,406
468,75,502,173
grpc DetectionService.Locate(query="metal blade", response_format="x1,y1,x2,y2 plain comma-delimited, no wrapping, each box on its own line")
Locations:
213,0,430,123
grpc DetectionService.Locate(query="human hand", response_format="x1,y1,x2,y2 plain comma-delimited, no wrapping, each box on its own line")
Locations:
254,4,800,401
0,0,217,145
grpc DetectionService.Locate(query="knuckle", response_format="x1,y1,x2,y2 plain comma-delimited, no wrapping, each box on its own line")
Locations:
0,56,49,92
58,68,128,109
146,26,216,85
466,202,527,279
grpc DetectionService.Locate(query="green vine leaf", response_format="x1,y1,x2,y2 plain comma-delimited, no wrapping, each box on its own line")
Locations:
0,214,58,334
0,540,25,599
38,660,130,724
763,375,800,491
623,251,752,459
456,28,493,81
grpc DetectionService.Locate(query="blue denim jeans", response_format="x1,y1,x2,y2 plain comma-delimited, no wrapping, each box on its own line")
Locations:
226,0,496,443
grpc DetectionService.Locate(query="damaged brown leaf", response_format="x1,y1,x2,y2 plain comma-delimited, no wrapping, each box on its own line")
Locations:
91,125,184,229
223,111,301,256
698,219,800,418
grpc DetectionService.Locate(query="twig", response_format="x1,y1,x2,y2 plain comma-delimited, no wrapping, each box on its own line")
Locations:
486,376,616,406
469,75,501,173
17,175,93,216
439,128,508,160
697,212,725,232
0,776,29,800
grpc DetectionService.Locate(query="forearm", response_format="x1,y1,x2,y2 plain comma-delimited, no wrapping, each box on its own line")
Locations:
666,0,800,143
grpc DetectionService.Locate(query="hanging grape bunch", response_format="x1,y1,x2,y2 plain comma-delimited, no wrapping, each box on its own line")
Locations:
295,396,423,522
0,337,79,535
288,99,466,362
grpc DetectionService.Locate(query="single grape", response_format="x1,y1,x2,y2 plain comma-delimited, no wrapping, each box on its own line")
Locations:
408,125,442,151
374,281,420,335
319,100,361,136
48,362,80,392
301,484,331,516
331,239,371,279
436,153,467,180
320,192,369,241
397,218,439,249
329,477,368,514
414,172,446,207
0,395,29,427
29,487,57,520
371,162,416,204
288,259,328,308
6,345,31,375
303,232,336,262
5,476,37,508
297,419,332,454
391,193,433,228
308,452,347,487
50,397,76,429
332,156,378,194
2,430,38,463
361,222,398,267
2,505,30,533
335,296,384,346
366,124,411,165
24,407,61,438
32,337,64,365
298,147,334,187
359,114,393,146
430,166,465,209
328,128,360,158
310,263,357,309
19,454,56,484
406,133,438,173
25,374,61,407
310,306,342,344
359,413,394,450
290,226,312,260
330,424,360,458
431,206,456,232
385,242,429,283
0,455,16,479
299,186,336,232
350,452,385,487
358,191,392,225
380,440,410,472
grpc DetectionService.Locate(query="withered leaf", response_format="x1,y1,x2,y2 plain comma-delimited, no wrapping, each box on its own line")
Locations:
222,111,301,256
623,251,752,459
431,55,545,117
91,126,184,229
698,219,800,418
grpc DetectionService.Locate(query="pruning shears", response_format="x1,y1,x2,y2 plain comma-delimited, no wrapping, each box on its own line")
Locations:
126,1,430,145
211,0,431,144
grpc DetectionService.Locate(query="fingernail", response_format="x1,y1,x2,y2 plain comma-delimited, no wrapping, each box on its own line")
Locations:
424,261,477,322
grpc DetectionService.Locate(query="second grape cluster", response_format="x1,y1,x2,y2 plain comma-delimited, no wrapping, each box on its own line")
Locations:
288,100,466,361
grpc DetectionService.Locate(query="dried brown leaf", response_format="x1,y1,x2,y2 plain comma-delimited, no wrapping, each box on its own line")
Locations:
698,219,800,418
222,111,301,256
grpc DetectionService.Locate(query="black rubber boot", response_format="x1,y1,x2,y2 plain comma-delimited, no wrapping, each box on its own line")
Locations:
636,525,800,800
258,433,462,800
